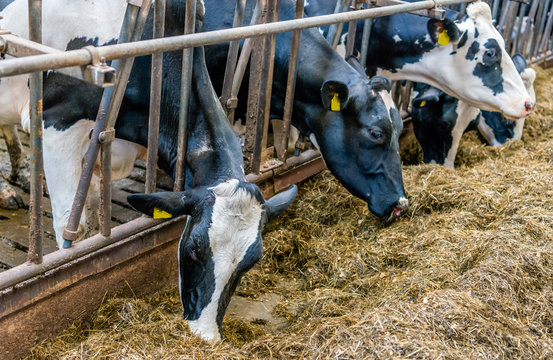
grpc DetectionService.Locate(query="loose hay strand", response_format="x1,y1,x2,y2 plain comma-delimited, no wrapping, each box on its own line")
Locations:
28,66,553,360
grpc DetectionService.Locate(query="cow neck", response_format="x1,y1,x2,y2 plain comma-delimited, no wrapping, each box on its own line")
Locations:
365,8,461,76
185,45,246,189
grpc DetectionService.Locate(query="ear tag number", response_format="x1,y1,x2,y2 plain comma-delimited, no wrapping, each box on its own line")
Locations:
331,93,341,111
153,208,172,219
420,100,427,107
438,30,450,46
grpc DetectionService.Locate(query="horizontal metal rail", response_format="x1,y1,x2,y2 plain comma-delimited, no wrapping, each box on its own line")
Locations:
0,0,474,77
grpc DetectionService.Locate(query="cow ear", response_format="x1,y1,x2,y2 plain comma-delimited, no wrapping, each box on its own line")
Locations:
265,185,297,223
369,76,392,93
412,85,442,108
321,80,349,112
127,191,195,219
511,53,527,74
345,55,366,76
427,18,461,46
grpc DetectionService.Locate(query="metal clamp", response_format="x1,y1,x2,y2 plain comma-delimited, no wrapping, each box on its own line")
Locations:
428,1,445,20
98,128,116,144
226,96,239,110
127,0,145,6
82,45,116,88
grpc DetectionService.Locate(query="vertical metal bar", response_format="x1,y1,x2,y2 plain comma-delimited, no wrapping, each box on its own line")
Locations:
491,0,500,23
62,1,151,248
328,0,349,49
359,2,373,68
260,0,278,151
503,2,519,52
531,0,549,58
346,0,359,57
278,0,303,162
519,0,539,57
497,0,512,35
174,0,196,192
513,3,528,55
220,0,247,119
99,140,111,236
539,3,553,56
145,0,166,194
27,0,43,263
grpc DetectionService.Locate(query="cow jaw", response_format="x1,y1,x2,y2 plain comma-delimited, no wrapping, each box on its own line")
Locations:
187,179,263,341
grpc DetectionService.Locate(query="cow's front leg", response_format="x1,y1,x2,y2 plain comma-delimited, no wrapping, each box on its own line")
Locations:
2,125,31,193
43,119,98,248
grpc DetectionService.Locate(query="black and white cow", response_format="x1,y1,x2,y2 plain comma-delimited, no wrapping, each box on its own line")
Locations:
0,0,409,229
5,0,298,342
305,0,534,120
410,54,536,168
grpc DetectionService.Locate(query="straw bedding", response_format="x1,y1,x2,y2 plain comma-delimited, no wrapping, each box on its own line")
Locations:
29,67,553,359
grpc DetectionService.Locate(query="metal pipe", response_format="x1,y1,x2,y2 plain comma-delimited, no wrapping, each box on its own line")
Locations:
27,0,43,264
145,0,166,194
359,2,374,68
99,142,111,237
329,0,349,49
245,149,322,183
278,0,304,162
513,3,527,56
62,1,152,247
0,0,476,77
174,0,196,192
538,2,553,56
220,0,246,118
531,0,549,58
0,216,169,291
346,0,359,57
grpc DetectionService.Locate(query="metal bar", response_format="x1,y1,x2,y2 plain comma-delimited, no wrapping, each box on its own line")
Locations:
513,3,528,55
173,0,196,191
145,0,166,194
278,0,304,162
0,0,477,78
359,2,374,68
27,0,43,264
327,0,348,47
503,2,519,52
260,0,278,152
373,0,446,20
497,0,512,34
530,0,549,58
519,0,539,56
62,0,152,247
0,216,166,291
491,0,500,22
99,142,111,237
538,2,553,56
346,0,359,57
220,0,246,118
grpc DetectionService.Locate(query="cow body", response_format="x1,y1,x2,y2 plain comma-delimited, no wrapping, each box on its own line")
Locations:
305,0,534,120
411,55,537,168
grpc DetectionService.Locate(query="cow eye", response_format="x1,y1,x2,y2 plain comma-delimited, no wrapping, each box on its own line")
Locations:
369,128,384,141
485,48,496,58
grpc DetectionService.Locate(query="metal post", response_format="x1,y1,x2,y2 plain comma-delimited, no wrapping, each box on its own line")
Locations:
327,0,349,48
278,0,304,161
145,0,166,194
359,2,374,68
512,3,528,56
538,2,553,56
27,0,43,264
530,0,549,58
220,0,247,120
174,0,196,192
62,0,152,247
519,0,539,56
346,0,359,57
260,0,278,152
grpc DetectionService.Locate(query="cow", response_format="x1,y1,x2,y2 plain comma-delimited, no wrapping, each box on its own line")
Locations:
0,0,409,228
410,53,536,168
4,0,298,342
202,0,408,221
305,0,534,120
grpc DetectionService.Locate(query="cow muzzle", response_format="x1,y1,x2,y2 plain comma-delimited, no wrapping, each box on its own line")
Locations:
388,197,409,221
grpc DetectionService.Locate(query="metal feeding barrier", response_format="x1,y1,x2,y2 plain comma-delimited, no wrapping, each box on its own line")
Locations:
3,0,549,357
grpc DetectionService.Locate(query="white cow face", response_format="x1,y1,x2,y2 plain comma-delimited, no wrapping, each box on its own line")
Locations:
127,180,297,341
383,2,533,120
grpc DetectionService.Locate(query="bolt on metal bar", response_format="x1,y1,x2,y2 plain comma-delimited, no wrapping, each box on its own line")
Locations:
27,0,43,264
220,0,247,120
0,0,475,78
174,0,196,192
278,0,304,162
62,0,152,248
145,0,166,194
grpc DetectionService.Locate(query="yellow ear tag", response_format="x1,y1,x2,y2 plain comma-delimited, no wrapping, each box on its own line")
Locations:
438,30,450,46
420,100,427,107
330,93,340,111
153,208,172,219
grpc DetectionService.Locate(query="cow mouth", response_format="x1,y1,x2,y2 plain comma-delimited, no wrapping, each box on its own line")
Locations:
386,198,409,222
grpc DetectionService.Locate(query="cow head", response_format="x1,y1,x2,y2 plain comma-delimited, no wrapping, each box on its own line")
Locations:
313,57,408,220
387,2,533,119
477,54,537,145
128,181,297,341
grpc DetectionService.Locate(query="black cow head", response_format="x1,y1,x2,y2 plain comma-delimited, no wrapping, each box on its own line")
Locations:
128,181,297,341
313,56,408,220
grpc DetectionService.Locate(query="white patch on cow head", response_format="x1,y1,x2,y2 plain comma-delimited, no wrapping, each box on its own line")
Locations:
187,179,263,341
393,34,402,43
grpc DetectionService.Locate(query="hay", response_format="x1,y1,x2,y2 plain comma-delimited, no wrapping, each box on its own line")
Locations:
29,67,553,359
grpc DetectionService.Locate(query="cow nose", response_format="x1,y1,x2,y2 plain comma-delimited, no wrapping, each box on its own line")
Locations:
390,197,409,219
524,100,534,115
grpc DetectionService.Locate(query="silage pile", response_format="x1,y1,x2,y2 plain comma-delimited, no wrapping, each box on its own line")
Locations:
29,67,553,359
